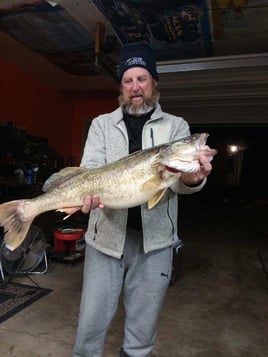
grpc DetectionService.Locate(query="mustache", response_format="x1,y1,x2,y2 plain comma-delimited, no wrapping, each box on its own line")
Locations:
118,89,160,110
131,91,143,98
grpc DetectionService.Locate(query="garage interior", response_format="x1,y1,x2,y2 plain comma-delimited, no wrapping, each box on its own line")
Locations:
0,1,268,356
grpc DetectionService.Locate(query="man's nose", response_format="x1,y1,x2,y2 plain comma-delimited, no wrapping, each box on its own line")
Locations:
132,80,140,91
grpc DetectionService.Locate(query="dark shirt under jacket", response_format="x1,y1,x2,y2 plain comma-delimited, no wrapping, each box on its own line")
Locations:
123,109,155,230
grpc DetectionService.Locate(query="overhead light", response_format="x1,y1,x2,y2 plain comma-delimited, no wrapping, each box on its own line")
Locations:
46,1,58,7
227,142,248,156
227,144,239,154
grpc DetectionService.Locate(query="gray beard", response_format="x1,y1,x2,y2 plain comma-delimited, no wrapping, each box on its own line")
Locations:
119,91,160,116
124,102,155,115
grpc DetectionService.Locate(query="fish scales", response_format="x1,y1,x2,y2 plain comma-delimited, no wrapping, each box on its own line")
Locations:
0,133,217,251
37,147,163,211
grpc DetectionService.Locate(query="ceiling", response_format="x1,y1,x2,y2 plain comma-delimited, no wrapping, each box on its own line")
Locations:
0,0,268,124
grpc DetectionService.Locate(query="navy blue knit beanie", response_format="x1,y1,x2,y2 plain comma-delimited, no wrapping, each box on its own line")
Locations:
118,42,158,82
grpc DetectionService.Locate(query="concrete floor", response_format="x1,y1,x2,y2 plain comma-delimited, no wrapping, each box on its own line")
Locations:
0,198,268,357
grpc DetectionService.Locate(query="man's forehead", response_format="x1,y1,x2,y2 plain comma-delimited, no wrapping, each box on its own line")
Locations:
122,67,151,79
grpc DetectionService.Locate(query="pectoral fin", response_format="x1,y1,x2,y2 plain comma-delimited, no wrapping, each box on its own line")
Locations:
148,189,167,209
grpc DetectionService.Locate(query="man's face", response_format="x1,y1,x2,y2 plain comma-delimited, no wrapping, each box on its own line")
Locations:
119,67,158,114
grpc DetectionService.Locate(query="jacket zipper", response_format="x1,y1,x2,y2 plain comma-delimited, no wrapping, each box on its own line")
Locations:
150,128,155,147
167,195,175,235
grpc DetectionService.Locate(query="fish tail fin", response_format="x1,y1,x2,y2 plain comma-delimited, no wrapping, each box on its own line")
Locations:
0,200,33,251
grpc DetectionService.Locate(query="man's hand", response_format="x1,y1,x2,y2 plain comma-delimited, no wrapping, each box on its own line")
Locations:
180,155,213,187
81,195,104,214
57,195,104,219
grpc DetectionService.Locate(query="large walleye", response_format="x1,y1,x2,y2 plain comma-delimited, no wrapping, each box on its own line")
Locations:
0,133,216,251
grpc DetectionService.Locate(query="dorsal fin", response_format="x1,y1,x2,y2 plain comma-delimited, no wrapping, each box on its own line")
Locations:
148,189,167,209
42,167,86,192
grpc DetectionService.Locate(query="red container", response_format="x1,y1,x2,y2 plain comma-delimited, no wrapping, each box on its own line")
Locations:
54,228,86,253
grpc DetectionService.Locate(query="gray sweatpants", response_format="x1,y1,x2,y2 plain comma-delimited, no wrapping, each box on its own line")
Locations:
72,228,173,357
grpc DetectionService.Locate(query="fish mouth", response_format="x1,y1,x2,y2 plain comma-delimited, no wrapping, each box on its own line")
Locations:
164,165,181,173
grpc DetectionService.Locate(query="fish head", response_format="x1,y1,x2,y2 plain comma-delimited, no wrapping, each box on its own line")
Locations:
159,133,217,174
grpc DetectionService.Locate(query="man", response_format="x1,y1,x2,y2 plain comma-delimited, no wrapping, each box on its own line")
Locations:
72,42,213,357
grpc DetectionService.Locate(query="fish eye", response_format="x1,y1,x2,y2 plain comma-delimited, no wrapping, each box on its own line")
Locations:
182,136,192,143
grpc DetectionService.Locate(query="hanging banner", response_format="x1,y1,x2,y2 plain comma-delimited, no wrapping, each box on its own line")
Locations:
91,0,213,60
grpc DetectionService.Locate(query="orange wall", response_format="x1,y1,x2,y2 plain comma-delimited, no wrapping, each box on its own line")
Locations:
0,60,118,165
0,60,73,162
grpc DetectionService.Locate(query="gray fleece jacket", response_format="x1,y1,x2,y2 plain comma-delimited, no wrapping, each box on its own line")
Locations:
80,103,206,259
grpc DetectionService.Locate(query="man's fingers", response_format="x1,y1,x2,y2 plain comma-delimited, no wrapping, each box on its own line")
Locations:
81,195,103,213
199,155,212,174
91,195,100,209
81,196,92,213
